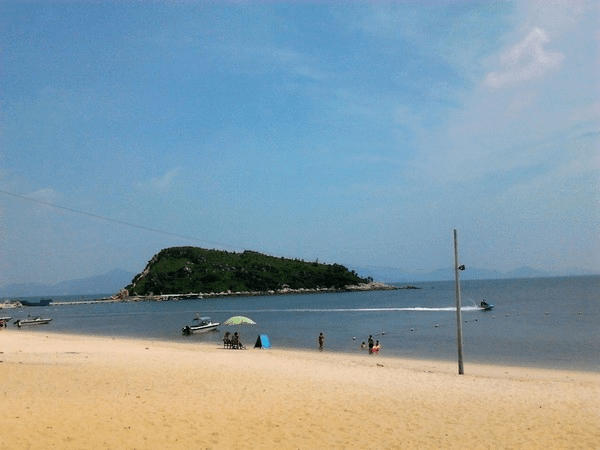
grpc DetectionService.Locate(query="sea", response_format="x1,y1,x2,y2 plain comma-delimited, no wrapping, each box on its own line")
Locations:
4,276,599,372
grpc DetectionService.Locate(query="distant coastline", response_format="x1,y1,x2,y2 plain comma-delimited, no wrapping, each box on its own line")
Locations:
1,281,404,308
114,281,401,302
2,270,597,300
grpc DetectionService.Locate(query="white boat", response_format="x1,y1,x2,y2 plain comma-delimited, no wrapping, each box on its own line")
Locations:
1,300,20,309
182,316,220,335
14,317,52,327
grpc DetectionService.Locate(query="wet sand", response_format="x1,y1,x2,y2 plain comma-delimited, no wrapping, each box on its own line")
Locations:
1,331,598,449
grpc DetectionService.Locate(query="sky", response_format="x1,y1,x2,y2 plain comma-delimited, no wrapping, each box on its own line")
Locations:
1,0,598,286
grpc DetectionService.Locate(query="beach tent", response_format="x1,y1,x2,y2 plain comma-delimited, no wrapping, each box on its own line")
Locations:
254,334,271,349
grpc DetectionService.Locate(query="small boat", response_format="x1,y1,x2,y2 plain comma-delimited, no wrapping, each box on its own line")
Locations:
479,300,494,311
0,316,12,326
182,316,220,335
14,317,52,327
1,300,20,309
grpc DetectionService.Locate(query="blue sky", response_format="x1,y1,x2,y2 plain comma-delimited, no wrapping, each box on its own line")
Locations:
1,1,598,285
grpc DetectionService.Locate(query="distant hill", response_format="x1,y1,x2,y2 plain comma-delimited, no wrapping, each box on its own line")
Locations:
350,265,599,283
2,256,595,299
126,247,369,295
0,269,135,298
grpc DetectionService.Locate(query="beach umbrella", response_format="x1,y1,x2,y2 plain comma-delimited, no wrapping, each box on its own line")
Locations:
223,315,256,326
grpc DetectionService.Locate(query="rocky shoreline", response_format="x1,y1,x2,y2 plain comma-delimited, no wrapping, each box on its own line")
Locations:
1,282,421,308
116,281,405,302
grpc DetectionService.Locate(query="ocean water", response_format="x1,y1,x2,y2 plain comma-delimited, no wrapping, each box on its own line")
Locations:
5,276,599,372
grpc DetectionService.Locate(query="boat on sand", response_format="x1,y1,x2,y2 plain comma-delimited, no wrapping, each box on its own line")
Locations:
14,317,52,327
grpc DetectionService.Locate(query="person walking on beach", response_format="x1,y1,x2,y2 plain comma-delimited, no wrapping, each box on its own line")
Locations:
318,332,324,351
368,335,374,354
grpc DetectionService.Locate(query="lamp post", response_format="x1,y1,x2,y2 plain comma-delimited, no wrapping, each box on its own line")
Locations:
453,229,465,375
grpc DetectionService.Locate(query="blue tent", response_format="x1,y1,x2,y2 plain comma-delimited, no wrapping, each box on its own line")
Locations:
254,334,271,349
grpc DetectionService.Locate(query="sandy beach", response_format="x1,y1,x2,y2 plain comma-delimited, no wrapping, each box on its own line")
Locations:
1,331,598,449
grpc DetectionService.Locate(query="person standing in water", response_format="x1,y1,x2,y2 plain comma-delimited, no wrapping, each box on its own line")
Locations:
318,332,324,351
373,340,380,354
368,335,374,354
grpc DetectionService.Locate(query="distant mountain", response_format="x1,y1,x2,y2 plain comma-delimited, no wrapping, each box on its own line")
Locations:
2,261,596,299
350,265,598,284
0,269,136,298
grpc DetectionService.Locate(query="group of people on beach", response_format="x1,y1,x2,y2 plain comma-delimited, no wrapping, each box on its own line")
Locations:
223,331,244,349
361,335,381,354
317,332,381,354
223,329,383,353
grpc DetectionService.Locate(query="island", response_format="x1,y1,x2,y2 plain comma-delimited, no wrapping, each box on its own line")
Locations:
115,246,396,300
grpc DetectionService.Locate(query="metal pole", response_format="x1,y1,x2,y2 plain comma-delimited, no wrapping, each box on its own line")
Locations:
454,229,465,375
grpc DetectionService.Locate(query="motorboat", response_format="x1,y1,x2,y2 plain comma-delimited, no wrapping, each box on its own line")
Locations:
182,316,220,335
14,317,52,327
479,300,494,311
1,300,21,309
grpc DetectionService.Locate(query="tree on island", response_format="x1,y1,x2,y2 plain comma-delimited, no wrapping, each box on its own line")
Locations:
126,247,371,296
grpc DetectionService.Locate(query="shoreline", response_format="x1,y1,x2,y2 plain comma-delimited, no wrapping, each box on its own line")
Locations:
9,325,600,374
0,281,403,308
3,330,596,380
122,280,401,302
2,330,598,449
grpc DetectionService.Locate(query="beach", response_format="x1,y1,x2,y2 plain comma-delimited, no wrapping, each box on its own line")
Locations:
1,331,598,449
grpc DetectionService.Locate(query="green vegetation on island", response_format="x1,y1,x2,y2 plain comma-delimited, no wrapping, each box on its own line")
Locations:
125,247,376,296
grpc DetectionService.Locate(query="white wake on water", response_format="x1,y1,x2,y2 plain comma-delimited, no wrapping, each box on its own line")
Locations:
210,306,481,313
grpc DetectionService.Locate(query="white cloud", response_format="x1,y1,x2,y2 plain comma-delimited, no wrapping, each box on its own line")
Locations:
484,27,564,88
517,0,588,38
29,187,61,204
404,0,598,185
136,168,181,192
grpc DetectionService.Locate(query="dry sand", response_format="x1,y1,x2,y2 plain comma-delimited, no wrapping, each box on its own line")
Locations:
1,330,598,449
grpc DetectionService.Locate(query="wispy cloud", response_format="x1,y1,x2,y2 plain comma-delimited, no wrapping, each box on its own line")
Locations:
29,187,61,204
403,0,598,186
136,168,181,192
484,27,564,88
